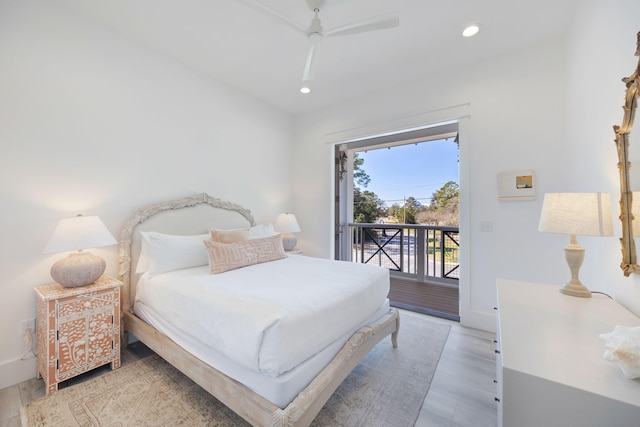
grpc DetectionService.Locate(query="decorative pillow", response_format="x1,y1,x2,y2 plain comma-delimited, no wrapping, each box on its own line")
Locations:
136,231,210,276
210,224,277,243
204,234,286,274
210,228,250,243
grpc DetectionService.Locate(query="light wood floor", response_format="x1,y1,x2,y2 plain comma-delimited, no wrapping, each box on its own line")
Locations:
406,311,498,427
0,310,497,427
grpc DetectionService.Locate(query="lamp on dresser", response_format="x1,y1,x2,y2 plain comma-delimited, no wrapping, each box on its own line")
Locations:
43,215,117,287
538,192,613,298
274,213,301,251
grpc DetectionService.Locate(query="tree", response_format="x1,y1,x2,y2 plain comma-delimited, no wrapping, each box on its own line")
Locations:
388,204,401,219
353,153,370,188
431,181,459,210
393,196,421,224
405,196,421,209
352,153,385,223
437,196,459,226
418,181,460,226
416,208,439,225
353,188,386,223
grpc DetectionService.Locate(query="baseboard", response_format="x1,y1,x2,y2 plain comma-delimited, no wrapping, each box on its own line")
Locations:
0,356,36,390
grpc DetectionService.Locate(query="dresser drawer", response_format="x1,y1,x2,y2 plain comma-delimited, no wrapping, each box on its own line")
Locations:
57,290,117,318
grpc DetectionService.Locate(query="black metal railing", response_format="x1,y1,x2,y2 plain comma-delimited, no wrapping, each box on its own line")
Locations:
347,223,459,285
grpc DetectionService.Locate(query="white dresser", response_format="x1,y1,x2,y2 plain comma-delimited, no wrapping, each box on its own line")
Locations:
496,279,640,427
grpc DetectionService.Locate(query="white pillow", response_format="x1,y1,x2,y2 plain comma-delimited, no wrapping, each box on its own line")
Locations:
135,231,210,276
248,223,276,239
135,236,152,274
209,224,277,244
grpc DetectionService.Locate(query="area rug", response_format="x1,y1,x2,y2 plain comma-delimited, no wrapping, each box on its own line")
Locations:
21,315,450,427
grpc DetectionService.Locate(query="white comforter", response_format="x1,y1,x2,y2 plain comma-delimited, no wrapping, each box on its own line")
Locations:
134,255,389,376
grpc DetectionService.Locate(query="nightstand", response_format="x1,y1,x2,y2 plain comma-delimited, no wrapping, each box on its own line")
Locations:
35,275,122,394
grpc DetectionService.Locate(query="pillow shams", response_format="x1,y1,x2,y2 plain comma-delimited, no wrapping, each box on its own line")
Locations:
136,231,210,276
204,234,286,274
210,224,277,243
249,223,276,239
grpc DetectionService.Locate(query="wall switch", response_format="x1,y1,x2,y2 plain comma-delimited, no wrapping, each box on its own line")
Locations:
480,221,493,232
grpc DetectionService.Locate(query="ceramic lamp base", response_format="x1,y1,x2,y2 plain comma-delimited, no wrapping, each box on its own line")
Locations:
281,232,297,251
559,281,592,298
51,251,106,287
560,243,591,298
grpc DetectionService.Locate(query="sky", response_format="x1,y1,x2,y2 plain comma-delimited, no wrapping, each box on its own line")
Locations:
356,138,459,207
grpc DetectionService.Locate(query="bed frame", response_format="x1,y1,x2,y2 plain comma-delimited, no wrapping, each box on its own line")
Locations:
117,193,400,426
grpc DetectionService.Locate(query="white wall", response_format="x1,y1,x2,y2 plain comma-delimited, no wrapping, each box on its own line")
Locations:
565,0,640,315
294,39,570,331
294,0,640,332
0,1,294,389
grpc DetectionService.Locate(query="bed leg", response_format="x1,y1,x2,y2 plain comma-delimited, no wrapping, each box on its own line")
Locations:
391,314,400,348
121,331,128,349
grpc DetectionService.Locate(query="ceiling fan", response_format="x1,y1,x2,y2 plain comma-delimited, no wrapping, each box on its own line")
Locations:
243,0,399,92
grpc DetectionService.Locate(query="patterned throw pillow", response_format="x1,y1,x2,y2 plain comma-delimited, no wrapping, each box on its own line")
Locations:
204,234,286,274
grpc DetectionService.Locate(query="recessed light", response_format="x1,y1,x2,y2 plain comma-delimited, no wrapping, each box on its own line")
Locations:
462,24,480,37
300,79,312,94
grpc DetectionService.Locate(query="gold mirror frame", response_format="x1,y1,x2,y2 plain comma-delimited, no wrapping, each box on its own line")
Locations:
616,31,640,276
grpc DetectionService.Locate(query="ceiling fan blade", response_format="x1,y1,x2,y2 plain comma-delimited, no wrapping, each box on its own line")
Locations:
238,0,307,34
324,12,399,37
302,44,319,82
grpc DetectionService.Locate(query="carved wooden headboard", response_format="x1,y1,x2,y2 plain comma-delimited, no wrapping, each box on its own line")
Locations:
117,193,255,313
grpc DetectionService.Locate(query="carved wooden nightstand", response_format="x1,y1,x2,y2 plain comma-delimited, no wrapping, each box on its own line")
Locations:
35,275,122,394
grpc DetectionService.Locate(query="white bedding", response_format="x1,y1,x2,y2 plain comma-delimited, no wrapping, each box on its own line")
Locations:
134,254,390,377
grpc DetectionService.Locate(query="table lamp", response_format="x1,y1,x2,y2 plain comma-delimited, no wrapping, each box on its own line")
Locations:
538,192,613,297
43,215,117,287
274,213,301,251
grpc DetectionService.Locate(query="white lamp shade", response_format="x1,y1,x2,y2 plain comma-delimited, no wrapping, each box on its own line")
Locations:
43,215,117,254
538,192,613,237
274,213,301,233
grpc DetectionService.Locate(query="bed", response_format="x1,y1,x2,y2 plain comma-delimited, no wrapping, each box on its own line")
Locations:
117,193,400,426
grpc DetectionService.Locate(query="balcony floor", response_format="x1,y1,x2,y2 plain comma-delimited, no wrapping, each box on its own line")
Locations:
389,276,460,321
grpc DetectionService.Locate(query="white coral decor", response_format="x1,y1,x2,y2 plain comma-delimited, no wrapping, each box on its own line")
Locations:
600,325,640,379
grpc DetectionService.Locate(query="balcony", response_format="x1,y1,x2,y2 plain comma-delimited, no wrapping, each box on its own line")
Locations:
347,223,459,320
